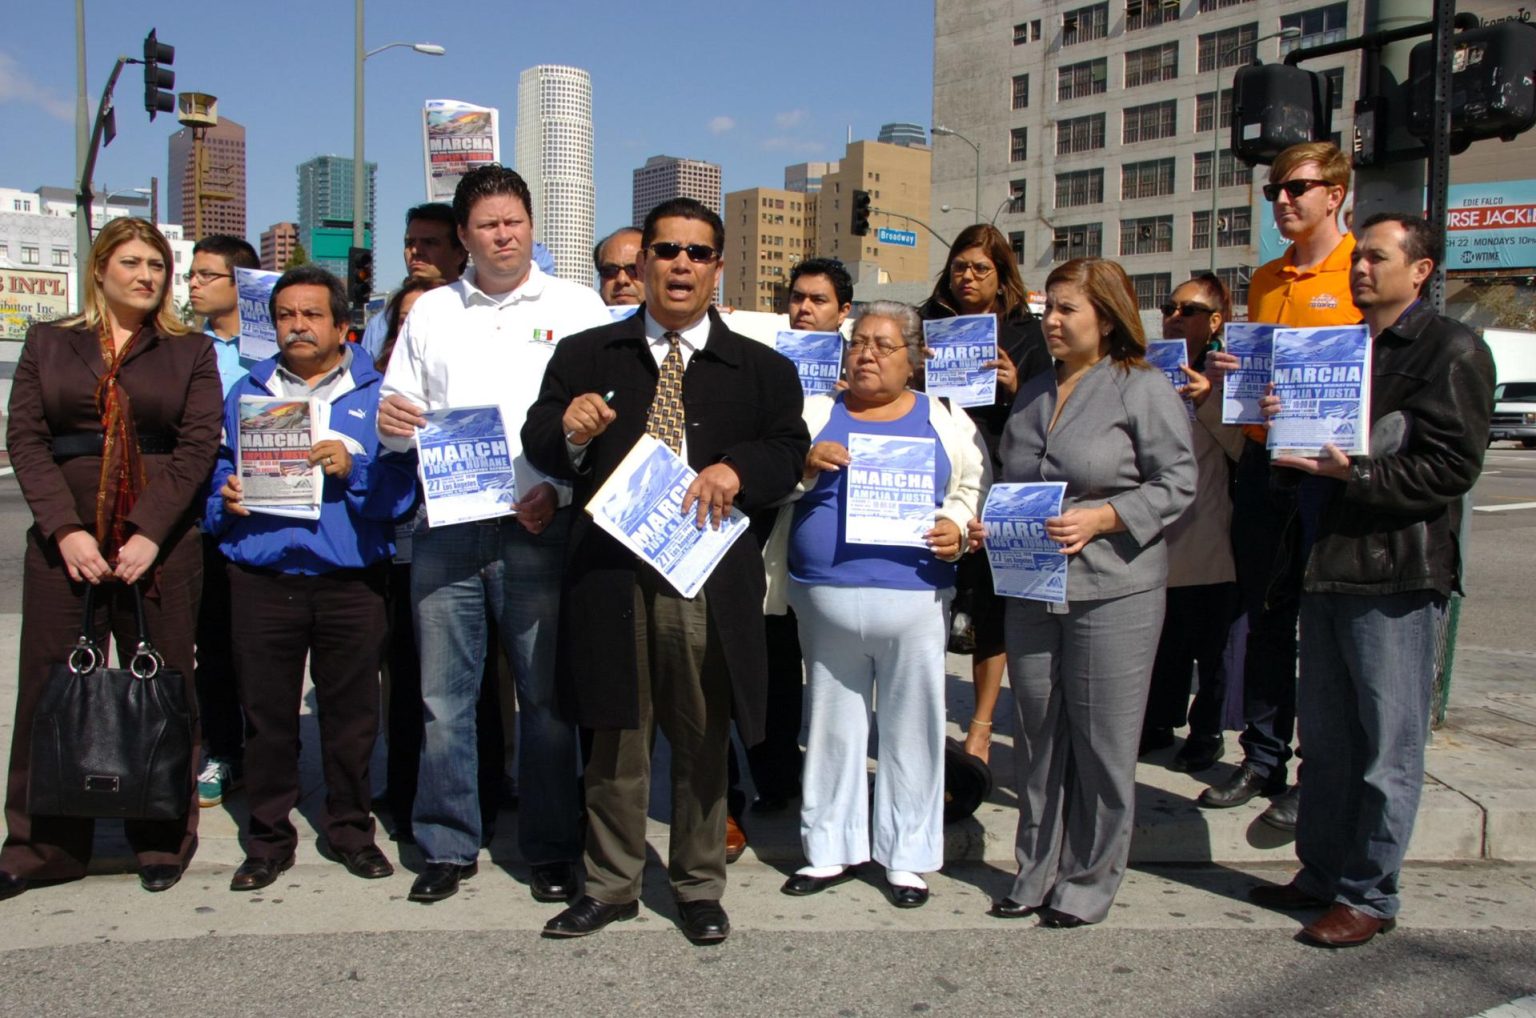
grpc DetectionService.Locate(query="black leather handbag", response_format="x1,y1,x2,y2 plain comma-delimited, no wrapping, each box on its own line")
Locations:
27,584,193,820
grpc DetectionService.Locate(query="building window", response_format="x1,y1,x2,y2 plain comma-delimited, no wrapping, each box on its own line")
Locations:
1198,23,1258,72
1009,231,1026,264
1194,89,1235,132
1198,0,1253,8
1121,159,1176,200
52,248,70,267
1192,207,1252,249
1056,113,1107,155
1130,273,1173,310
1008,179,1028,214
1281,4,1348,56
1061,2,1110,45
1126,0,1180,31
1124,42,1179,87
1120,215,1174,256
1013,20,1042,44
1216,266,1251,307
1058,59,1109,100
1010,128,1029,162
1123,101,1178,144
1012,74,1030,110
1054,224,1104,261
1193,149,1254,190
1055,169,1105,208
1322,66,1345,109
21,245,40,265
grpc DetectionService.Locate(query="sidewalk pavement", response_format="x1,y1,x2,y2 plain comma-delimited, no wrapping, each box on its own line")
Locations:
0,609,1529,873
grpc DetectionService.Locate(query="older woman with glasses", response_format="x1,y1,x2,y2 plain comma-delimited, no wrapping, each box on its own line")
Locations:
764,301,987,908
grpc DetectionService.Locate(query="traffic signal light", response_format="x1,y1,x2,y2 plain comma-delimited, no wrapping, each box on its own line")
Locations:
1230,63,1334,166
346,247,374,308
850,189,872,236
1407,20,1536,153
142,29,175,120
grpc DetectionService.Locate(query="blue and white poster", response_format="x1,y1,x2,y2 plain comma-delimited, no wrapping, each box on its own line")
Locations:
1220,323,1275,425
1267,325,1373,457
587,434,748,598
235,267,281,361
844,433,937,549
981,483,1067,604
414,405,518,527
922,314,997,409
1145,339,1194,419
775,329,843,396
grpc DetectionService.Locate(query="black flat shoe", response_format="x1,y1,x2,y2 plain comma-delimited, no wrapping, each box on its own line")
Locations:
1040,907,1089,928
0,870,27,902
890,885,929,909
530,862,578,903
1198,763,1288,809
139,864,182,893
543,895,640,938
677,899,731,943
337,845,394,880
1170,734,1225,773
781,867,858,897
408,861,478,903
988,897,1038,919
230,854,294,892
1138,727,1175,757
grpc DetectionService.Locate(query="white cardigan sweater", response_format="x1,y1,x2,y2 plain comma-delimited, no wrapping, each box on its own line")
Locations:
762,391,991,615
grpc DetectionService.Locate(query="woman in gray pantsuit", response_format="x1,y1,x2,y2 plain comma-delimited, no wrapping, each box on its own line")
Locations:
967,258,1196,927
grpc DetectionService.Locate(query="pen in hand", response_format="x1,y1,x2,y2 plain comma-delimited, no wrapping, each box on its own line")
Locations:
566,390,616,441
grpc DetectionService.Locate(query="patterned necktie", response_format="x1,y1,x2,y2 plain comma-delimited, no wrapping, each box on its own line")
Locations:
646,331,686,454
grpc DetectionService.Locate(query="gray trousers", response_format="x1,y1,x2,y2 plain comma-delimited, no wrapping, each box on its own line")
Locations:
1004,587,1165,923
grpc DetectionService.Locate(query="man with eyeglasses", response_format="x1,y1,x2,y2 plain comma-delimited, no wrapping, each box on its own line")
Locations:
360,203,469,360
187,235,262,810
1198,141,1361,831
524,197,809,944
593,227,644,307
377,165,609,905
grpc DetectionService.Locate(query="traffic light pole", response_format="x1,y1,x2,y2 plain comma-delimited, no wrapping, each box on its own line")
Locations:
74,55,131,305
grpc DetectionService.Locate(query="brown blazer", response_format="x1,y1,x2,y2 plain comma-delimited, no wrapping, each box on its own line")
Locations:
7,321,223,548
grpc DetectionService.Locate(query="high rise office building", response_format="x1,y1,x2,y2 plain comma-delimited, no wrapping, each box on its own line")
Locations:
632,155,722,228
785,161,837,194
515,64,595,285
167,116,247,241
260,221,299,271
296,155,376,277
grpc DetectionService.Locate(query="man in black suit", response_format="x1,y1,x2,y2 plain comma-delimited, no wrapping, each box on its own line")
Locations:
522,197,809,944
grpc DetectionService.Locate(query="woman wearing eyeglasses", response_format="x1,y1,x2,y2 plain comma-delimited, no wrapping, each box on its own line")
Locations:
1141,275,1245,772
0,218,224,902
762,302,987,908
918,225,1050,765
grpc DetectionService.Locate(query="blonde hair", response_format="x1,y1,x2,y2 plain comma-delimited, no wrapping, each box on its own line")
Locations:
1045,258,1148,368
63,217,189,336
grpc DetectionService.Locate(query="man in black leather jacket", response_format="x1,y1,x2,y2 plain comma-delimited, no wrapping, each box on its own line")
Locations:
1248,213,1495,948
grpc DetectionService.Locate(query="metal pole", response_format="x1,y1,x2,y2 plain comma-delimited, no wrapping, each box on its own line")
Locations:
193,129,204,240
150,175,158,226
352,0,366,249
1209,81,1223,273
1352,0,1431,226
973,144,981,231
74,0,89,308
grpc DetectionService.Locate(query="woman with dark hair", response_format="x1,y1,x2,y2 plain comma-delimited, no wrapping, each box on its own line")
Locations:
968,258,1195,927
1141,274,1244,771
919,224,1050,764
0,217,223,900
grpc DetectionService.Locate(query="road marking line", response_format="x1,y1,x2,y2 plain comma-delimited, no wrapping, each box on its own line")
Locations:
1473,501,1536,513
1468,993,1536,1017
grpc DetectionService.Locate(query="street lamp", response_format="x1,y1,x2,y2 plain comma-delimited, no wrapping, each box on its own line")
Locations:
353,0,445,249
1208,26,1302,272
931,125,981,230
940,196,1015,226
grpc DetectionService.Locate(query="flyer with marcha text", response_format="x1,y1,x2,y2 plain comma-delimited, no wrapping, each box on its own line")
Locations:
982,483,1067,604
1267,325,1373,457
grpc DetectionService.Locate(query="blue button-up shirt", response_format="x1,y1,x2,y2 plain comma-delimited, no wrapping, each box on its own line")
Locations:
208,326,258,397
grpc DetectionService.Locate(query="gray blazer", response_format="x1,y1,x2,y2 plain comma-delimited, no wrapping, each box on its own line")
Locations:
1000,357,1196,601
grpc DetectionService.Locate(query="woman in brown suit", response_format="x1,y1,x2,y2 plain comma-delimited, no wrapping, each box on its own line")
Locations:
0,217,222,900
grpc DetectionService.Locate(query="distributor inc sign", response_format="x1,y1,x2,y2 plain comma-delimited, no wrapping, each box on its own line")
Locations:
1,268,69,340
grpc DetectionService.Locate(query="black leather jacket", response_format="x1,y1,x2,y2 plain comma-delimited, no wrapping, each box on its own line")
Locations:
1298,301,1495,597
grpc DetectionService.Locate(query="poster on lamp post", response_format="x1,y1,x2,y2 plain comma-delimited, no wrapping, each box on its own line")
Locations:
422,99,500,203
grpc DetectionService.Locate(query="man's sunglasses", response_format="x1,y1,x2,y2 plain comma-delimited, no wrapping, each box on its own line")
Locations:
1160,302,1215,318
597,262,638,281
647,242,719,263
1262,178,1331,202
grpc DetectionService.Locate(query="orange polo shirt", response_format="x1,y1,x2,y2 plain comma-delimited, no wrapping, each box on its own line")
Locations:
1242,233,1363,442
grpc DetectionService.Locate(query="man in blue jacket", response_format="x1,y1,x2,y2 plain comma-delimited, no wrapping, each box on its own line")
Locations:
206,265,417,892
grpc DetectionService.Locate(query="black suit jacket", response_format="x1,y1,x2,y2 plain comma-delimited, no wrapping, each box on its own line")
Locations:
522,307,809,740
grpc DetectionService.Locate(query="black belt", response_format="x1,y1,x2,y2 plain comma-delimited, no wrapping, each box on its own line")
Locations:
52,432,178,461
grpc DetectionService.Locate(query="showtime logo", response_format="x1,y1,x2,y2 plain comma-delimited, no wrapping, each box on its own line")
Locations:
1446,205,1536,230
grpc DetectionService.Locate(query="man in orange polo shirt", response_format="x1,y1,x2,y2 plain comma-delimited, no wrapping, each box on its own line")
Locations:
1199,142,1360,829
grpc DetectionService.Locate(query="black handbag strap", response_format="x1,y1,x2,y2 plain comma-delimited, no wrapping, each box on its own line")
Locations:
70,582,164,679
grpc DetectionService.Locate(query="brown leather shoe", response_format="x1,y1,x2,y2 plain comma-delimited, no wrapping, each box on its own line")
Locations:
1248,880,1330,911
725,816,748,864
1300,903,1396,948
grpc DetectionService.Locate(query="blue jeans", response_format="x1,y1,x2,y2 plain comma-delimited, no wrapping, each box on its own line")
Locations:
410,511,580,866
1294,590,1444,919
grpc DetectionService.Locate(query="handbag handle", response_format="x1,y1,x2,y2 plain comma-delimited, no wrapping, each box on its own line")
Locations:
67,582,165,680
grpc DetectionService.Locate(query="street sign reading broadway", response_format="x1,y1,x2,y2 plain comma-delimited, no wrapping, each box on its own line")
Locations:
876,227,918,248
1,269,70,340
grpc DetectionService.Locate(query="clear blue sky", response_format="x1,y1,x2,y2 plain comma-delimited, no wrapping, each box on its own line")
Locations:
1,1,934,257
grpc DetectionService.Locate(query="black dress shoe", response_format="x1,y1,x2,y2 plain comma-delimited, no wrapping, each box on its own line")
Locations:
0,870,27,902
988,897,1038,919
1198,763,1287,809
230,854,295,892
1138,727,1175,757
677,899,731,943
338,845,394,880
1260,783,1301,831
1171,734,1225,773
889,885,929,909
1040,907,1089,928
781,867,858,896
543,895,640,938
408,861,478,903
530,862,578,903
139,864,182,893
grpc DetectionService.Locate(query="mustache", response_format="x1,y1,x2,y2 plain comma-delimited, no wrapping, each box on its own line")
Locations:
281,331,318,347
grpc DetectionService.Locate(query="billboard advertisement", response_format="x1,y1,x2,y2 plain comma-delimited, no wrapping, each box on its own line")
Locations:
422,99,500,203
1,268,70,340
